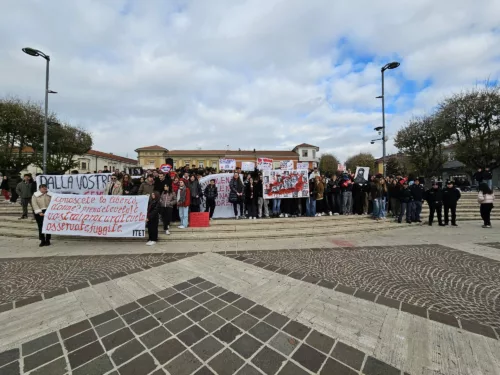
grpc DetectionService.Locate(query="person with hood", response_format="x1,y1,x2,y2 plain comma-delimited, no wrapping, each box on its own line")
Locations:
229,172,244,219
425,181,445,226
478,183,495,228
204,179,218,219
177,180,191,229
442,180,461,226
160,184,177,235
32,183,52,247
398,180,413,224
146,191,160,245
245,176,259,219
1,175,10,201
188,175,203,213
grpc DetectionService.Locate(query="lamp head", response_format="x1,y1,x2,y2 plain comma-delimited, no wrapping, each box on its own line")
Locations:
382,61,400,71
22,47,40,57
370,141,375,145
374,126,383,131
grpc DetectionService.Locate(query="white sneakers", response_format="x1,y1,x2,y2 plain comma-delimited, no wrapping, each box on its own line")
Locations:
178,225,185,229
328,212,333,216
236,216,240,220
279,214,284,218
165,230,170,235
146,241,156,246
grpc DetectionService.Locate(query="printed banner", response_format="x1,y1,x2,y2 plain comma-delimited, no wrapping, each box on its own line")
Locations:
262,170,309,199
199,173,242,218
241,162,255,171
280,160,294,170
219,158,236,171
36,174,112,195
160,164,172,173
296,162,309,170
42,194,148,237
257,158,273,171
354,166,370,184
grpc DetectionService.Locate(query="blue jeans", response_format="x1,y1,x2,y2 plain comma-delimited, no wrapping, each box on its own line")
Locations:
378,198,386,218
179,206,189,227
308,198,316,217
372,199,380,218
272,199,281,214
485,179,493,190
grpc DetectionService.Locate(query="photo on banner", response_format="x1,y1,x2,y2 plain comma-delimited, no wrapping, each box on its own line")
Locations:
354,166,370,184
296,162,309,170
257,158,273,171
241,162,255,171
280,160,294,170
42,194,149,237
262,169,309,199
219,158,236,171
36,174,112,195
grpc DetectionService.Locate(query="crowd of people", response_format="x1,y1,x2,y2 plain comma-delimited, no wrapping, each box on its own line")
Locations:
0,164,496,247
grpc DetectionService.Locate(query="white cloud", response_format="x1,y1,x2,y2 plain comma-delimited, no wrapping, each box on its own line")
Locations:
0,0,499,162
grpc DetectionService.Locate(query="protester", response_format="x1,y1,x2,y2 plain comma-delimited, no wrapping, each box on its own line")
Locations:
410,178,425,223
1,175,10,200
388,179,401,218
138,174,155,198
340,174,353,215
177,180,190,228
160,184,176,235
204,179,218,219
104,175,123,195
483,167,493,190
154,172,170,193
315,175,325,217
477,183,495,228
16,174,34,219
32,183,52,247
229,172,244,219
398,181,413,224
245,176,258,219
443,180,461,226
425,181,445,226
146,191,160,245
188,175,202,213
121,174,133,195
256,175,270,219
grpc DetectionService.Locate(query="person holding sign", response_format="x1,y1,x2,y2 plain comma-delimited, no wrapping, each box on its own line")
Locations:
146,191,161,245
31,184,52,247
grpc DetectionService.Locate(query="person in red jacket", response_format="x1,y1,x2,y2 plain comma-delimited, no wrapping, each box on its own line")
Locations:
177,180,191,229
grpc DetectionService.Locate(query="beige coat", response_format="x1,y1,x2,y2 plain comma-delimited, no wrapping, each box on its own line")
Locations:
32,191,52,214
478,192,495,204
104,181,123,195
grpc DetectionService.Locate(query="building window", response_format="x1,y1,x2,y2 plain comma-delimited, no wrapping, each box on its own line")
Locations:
312,150,316,159
185,160,190,166
148,160,155,165
198,161,204,168
81,162,87,170
302,150,308,157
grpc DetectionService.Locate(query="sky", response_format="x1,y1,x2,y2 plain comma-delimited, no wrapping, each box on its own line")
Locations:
1,0,499,163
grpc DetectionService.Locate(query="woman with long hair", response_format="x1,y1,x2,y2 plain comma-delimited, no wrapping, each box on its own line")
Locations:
146,191,161,246
160,184,177,235
478,183,495,228
121,174,133,195
229,172,244,219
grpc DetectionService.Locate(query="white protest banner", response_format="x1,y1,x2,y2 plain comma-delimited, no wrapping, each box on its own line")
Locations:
262,170,309,199
241,162,255,171
219,159,236,171
297,162,309,170
199,173,241,218
257,158,273,171
42,194,148,237
36,174,112,195
280,160,294,170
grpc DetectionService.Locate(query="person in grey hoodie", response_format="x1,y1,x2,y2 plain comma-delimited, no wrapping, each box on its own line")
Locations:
16,174,34,219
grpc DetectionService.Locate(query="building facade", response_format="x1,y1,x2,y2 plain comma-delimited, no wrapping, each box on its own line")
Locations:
135,144,320,171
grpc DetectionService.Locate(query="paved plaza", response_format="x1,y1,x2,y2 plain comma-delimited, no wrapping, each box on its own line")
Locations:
0,222,500,375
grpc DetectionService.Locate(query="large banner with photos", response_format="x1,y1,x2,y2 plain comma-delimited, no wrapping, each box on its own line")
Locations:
262,170,309,199
36,174,112,195
43,194,148,237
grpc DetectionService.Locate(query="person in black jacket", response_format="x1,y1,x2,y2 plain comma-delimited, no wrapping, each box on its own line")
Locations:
245,176,259,219
409,178,425,223
442,180,461,226
483,167,493,190
473,168,483,190
146,191,160,245
425,181,445,226
229,173,244,218
398,181,413,224
204,179,218,219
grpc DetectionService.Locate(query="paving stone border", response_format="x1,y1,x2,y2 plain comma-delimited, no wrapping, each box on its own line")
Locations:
0,252,201,313
0,277,410,375
220,250,500,341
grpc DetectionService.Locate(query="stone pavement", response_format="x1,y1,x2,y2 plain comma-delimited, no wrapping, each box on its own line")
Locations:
0,221,500,375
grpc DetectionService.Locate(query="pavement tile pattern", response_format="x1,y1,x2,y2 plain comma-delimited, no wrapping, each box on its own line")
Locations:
219,245,500,333
0,252,199,310
0,277,408,375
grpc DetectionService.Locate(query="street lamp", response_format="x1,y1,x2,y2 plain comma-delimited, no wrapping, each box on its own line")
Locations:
22,47,56,174
377,61,400,177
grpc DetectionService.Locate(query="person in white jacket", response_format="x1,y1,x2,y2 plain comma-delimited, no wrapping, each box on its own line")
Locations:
32,184,53,246
478,183,495,228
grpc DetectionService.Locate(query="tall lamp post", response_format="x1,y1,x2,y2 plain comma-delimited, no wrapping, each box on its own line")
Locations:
22,47,56,174
376,61,400,177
